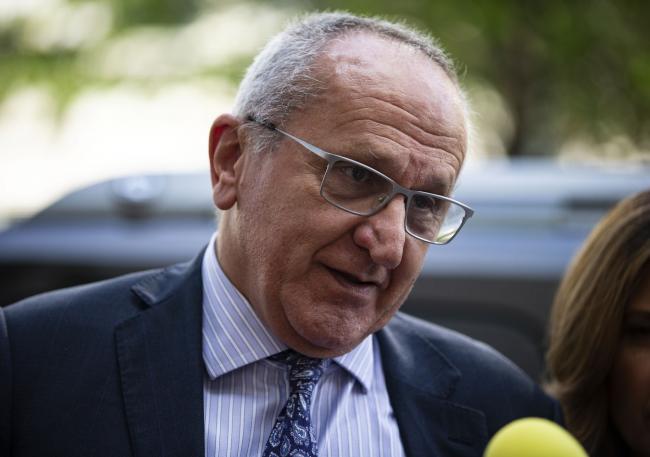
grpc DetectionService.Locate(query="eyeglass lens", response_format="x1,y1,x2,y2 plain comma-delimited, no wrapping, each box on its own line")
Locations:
322,160,393,213
321,159,464,243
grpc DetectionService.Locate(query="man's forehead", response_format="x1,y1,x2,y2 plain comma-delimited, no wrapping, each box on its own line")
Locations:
317,32,448,92
310,32,467,144
321,31,428,67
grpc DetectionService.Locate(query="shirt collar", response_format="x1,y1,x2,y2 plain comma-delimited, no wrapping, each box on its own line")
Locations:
332,336,374,393
201,233,374,391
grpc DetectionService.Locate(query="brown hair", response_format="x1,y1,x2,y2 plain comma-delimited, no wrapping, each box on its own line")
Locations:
545,189,650,456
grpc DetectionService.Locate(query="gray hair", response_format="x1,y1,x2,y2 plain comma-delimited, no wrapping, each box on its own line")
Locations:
233,11,469,154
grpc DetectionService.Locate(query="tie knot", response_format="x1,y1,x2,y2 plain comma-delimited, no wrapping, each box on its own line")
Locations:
270,350,328,386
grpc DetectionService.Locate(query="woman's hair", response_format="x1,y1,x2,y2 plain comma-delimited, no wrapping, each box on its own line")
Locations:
545,189,650,455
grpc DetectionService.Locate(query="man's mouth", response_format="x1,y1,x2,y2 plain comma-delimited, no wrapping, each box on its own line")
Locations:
324,266,380,291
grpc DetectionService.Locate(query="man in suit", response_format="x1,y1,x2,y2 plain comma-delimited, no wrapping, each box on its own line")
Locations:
0,12,562,457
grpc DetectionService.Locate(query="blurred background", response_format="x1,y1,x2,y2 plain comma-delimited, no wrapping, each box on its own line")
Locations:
1,0,649,223
1,0,649,380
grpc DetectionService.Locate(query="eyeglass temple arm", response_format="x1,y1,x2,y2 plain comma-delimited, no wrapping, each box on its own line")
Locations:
246,115,276,131
246,115,330,161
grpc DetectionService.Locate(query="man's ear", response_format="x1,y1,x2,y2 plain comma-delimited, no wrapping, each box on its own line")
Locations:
209,114,243,210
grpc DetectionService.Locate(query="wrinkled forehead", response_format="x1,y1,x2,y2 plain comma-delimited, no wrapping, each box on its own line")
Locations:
319,33,465,128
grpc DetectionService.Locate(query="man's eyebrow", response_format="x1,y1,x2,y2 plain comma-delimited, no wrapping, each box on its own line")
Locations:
420,177,453,196
414,160,456,195
331,144,388,174
338,138,456,194
339,139,385,161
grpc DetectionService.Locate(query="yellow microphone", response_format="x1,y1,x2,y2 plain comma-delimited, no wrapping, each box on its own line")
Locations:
484,417,588,457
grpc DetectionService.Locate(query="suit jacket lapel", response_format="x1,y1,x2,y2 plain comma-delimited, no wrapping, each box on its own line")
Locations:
377,315,488,457
115,253,205,457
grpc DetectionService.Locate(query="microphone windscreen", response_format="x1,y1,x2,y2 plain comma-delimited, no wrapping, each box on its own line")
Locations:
484,417,588,457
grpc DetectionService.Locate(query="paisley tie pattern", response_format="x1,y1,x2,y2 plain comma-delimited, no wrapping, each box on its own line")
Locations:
263,350,328,457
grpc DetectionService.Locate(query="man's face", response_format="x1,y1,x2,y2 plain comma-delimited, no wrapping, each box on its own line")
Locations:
215,33,467,357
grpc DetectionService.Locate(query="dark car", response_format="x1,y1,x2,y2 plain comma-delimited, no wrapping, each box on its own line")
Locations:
1,159,648,380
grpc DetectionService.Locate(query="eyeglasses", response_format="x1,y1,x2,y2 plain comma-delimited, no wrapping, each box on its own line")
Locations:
247,117,474,245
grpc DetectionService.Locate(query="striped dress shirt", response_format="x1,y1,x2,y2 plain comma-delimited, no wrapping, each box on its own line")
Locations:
201,234,406,456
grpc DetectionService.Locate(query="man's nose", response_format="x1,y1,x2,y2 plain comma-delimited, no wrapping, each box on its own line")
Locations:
352,196,407,269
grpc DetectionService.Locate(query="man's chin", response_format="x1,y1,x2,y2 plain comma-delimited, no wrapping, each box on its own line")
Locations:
287,318,368,358
277,288,383,357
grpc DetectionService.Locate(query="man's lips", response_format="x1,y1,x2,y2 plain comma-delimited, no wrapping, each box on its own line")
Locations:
323,264,387,290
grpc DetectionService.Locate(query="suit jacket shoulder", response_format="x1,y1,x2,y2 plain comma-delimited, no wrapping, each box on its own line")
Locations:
376,312,562,457
7,269,151,336
3,256,205,457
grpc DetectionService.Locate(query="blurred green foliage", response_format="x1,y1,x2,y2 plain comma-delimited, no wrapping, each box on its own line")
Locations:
1,0,649,157
0,50,83,111
0,0,252,114
305,0,650,157
110,0,200,26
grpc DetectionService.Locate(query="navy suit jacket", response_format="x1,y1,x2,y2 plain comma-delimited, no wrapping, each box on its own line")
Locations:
0,251,561,457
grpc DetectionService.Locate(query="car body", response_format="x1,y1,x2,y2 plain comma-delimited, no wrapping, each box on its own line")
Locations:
1,159,648,380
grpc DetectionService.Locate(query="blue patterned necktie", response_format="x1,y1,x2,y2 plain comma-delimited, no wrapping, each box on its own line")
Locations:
263,350,328,457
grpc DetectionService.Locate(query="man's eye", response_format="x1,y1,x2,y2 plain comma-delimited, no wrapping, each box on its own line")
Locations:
342,165,370,183
413,194,436,211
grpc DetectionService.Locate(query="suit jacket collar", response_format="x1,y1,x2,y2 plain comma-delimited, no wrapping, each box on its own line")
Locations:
377,315,488,457
115,252,206,457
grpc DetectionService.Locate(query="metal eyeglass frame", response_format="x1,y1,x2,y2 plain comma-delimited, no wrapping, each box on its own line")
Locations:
246,116,474,245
